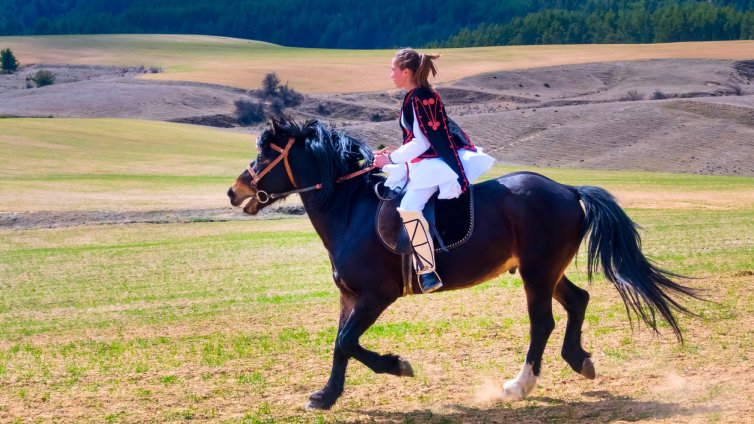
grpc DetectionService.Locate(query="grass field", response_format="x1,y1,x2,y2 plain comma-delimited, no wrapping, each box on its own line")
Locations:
1,118,753,422
0,118,253,212
2,35,754,92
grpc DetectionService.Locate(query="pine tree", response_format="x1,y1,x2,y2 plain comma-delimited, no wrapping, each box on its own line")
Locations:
1,48,19,73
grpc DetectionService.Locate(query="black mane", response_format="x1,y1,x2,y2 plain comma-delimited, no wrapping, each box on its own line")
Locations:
268,118,378,204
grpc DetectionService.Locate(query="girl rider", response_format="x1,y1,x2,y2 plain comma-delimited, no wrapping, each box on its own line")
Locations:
374,48,495,293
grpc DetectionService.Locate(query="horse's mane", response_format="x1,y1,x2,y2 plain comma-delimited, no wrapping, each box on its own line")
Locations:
271,118,379,205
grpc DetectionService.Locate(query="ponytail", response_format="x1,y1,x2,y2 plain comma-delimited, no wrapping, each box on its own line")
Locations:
415,53,440,89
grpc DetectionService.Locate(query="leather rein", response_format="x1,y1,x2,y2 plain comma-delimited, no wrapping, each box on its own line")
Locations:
247,137,377,203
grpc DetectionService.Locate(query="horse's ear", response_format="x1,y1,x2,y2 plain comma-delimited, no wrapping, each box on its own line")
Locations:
302,121,318,140
270,117,280,135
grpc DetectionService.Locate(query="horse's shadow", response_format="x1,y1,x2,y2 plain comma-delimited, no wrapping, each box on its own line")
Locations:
356,391,718,423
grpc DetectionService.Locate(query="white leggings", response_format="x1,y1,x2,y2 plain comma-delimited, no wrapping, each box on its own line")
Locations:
398,186,438,212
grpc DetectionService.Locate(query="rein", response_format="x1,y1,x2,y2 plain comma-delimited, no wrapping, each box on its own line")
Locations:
247,137,378,203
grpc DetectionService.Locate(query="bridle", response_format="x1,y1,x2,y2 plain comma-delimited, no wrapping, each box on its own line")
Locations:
246,136,377,203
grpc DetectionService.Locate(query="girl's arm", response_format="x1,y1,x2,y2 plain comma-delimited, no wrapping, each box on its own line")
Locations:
387,106,430,164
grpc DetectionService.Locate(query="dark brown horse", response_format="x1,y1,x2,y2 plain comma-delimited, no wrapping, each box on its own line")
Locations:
227,118,697,410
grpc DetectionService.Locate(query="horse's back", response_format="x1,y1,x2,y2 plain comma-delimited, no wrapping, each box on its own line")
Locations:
474,171,584,245
489,171,576,197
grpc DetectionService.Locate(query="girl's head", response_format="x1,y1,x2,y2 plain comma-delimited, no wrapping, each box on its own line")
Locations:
391,48,440,90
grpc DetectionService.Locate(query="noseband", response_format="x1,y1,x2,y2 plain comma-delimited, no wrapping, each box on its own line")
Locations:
246,137,377,203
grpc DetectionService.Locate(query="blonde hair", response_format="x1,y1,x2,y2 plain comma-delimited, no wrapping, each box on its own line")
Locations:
394,48,440,90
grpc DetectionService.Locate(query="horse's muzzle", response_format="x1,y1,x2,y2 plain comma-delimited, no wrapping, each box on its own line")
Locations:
227,187,242,206
228,180,266,215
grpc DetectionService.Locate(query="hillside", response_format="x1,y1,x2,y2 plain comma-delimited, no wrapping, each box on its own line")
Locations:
2,35,754,92
346,59,754,176
2,51,752,177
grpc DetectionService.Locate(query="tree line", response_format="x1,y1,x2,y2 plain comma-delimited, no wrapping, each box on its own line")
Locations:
433,1,754,47
1,0,753,48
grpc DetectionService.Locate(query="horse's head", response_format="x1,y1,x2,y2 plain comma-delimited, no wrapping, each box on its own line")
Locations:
228,117,375,215
228,118,312,215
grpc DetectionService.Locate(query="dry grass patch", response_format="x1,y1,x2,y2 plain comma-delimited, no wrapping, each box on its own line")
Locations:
614,189,754,210
2,35,754,92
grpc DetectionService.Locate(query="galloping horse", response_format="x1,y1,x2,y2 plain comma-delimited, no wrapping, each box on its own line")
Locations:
227,118,697,410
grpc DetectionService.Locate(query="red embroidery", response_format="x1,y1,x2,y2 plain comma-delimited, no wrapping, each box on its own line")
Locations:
418,96,441,131
411,102,439,159
434,94,469,191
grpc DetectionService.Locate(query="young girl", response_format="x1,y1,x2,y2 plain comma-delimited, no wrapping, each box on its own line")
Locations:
374,48,495,293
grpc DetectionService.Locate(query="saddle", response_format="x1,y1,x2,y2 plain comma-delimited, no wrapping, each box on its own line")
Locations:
376,186,475,297
376,185,475,256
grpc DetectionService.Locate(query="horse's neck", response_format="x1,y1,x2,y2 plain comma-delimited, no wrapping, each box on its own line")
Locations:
301,180,376,253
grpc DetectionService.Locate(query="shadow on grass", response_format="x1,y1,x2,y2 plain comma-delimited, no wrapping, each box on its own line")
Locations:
354,390,719,423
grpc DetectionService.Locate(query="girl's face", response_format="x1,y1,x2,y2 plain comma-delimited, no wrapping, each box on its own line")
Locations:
391,57,412,89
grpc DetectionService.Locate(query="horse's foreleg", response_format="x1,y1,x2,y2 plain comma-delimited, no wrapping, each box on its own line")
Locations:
307,292,355,410
337,298,414,377
553,275,595,379
503,270,557,401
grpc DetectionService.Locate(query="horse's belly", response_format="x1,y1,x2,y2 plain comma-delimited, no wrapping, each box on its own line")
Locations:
439,255,519,290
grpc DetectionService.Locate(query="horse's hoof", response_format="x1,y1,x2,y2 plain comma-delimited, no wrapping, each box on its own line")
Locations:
306,390,337,410
501,380,525,401
306,398,334,411
399,358,415,377
580,358,596,380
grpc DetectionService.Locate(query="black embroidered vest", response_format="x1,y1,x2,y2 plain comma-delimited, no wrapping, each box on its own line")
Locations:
400,87,476,191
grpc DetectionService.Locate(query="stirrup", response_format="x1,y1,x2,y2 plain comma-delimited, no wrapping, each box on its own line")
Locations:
419,271,443,293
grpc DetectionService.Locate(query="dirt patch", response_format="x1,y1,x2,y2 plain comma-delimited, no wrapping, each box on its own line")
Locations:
295,98,398,123
0,206,306,230
169,114,238,128
733,60,754,81
0,64,248,122
614,189,754,210
664,100,754,127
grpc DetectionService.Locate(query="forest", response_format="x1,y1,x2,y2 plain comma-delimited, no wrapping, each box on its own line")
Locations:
1,0,753,48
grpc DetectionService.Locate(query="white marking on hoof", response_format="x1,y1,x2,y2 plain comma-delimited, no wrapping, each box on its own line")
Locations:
501,363,537,401
305,400,331,411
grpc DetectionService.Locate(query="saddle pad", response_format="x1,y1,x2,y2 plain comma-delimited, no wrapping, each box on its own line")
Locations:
376,185,474,255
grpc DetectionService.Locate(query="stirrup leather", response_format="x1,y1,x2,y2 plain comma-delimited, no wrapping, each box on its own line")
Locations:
398,209,436,274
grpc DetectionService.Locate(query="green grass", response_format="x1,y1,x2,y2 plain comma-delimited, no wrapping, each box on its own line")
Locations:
1,117,753,421
0,118,252,178
0,118,254,211
1,179,752,420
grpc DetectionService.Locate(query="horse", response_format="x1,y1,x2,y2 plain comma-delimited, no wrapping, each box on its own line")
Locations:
227,118,698,410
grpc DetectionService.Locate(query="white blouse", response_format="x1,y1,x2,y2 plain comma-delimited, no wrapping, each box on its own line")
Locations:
382,105,495,199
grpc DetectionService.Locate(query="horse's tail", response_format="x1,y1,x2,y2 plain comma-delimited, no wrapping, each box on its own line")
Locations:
575,185,699,342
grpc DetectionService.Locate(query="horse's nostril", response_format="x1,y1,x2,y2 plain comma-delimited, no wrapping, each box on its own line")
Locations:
227,188,235,200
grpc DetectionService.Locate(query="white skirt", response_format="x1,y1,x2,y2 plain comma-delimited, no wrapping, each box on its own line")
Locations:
383,148,495,199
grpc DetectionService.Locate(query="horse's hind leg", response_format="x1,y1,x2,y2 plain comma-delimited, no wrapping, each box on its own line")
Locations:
553,275,595,379
502,267,558,401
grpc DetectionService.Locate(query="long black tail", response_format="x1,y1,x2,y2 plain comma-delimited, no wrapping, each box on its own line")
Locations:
576,186,699,341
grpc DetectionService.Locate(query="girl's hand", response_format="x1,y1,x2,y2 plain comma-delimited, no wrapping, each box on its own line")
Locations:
374,154,391,168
